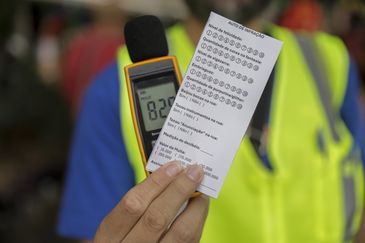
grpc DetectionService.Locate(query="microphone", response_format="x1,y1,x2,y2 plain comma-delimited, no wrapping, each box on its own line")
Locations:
124,15,168,63
123,15,183,173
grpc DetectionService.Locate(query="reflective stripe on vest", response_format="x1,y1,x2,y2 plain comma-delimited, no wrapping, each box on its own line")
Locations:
294,34,362,241
117,24,364,242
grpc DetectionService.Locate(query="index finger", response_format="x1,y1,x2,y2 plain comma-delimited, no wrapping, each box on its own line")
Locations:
123,164,204,243
94,161,183,243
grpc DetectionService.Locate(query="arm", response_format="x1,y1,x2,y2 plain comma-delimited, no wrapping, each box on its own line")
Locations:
57,63,135,240
340,58,365,241
340,58,365,163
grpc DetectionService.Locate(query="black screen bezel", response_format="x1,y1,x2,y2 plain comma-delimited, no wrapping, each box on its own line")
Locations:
131,71,180,157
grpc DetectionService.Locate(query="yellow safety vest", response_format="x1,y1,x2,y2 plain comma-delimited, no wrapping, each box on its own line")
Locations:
117,24,364,243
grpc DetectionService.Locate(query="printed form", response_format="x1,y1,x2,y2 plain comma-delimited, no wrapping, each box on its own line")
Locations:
147,12,283,198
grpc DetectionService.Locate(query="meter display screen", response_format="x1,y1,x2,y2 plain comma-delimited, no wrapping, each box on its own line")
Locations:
137,79,176,132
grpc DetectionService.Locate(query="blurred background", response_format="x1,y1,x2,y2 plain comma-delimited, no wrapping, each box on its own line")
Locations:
0,0,364,242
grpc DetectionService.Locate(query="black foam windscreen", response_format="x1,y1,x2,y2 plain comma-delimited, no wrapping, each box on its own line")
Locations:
124,15,168,63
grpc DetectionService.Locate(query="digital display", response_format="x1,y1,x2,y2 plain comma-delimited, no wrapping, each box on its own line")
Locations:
137,81,176,132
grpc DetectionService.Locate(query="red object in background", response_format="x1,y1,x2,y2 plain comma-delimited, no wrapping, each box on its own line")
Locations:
62,25,124,114
279,0,324,32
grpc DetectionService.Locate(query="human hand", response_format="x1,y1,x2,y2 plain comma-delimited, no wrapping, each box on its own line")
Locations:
93,161,209,243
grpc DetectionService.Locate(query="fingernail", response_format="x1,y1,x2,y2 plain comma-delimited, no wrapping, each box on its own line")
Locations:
165,161,182,177
186,165,204,182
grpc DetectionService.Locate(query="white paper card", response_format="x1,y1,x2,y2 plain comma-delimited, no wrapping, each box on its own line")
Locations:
147,12,283,198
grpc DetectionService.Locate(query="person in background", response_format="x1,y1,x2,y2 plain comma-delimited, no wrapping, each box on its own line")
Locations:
58,0,365,242
61,0,126,114
279,0,324,31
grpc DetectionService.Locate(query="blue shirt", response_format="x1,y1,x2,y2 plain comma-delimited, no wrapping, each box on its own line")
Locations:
57,59,365,240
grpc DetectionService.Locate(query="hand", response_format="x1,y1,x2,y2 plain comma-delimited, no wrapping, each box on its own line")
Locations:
93,161,209,243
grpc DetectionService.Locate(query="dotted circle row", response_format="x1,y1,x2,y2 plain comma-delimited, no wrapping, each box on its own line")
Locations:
206,30,265,58
200,43,259,71
187,72,249,98
192,58,254,84
184,82,243,110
